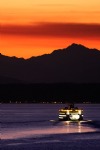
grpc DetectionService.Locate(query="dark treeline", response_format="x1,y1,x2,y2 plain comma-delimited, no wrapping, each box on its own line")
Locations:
0,83,100,103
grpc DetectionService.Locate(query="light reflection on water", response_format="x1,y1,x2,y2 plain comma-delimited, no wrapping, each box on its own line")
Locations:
2,122,96,139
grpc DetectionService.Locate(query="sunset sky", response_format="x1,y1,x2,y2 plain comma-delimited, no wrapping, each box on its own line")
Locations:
0,0,100,58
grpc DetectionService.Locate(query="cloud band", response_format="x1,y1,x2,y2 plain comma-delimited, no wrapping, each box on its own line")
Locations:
0,22,100,39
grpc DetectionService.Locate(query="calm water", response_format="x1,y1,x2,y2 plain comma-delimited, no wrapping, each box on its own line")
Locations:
1,103,100,140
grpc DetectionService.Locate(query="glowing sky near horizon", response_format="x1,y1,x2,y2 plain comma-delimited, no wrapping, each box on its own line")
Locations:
0,0,100,58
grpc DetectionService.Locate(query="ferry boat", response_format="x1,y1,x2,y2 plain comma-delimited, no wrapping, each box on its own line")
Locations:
59,104,83,121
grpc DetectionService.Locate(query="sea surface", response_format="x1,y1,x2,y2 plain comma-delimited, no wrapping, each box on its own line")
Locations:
1,103,100,150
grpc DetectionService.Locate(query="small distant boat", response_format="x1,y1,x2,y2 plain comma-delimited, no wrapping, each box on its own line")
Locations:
59,104,83,121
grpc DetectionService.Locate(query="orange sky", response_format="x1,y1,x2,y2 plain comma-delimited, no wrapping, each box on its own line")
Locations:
0,0,100,58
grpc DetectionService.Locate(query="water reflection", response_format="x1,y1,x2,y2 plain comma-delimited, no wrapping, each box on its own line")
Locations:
2,122,96,140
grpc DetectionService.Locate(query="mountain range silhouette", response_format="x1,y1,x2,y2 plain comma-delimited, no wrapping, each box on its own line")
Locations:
0,43,100,83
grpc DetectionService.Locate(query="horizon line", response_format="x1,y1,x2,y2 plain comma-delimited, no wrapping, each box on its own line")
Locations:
0,43,100,59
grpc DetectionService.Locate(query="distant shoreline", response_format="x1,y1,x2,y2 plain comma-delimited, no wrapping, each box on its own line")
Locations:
0,102,100,105
0,83,100,103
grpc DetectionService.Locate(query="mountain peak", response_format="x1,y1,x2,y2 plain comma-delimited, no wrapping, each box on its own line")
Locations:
51,43,89,56
67,43,87,49
64,43,91,55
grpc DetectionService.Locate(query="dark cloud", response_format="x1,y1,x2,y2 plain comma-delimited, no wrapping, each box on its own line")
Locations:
0,22,100,39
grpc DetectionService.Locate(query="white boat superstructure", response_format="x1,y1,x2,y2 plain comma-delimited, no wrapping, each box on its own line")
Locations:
59,105,83,121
